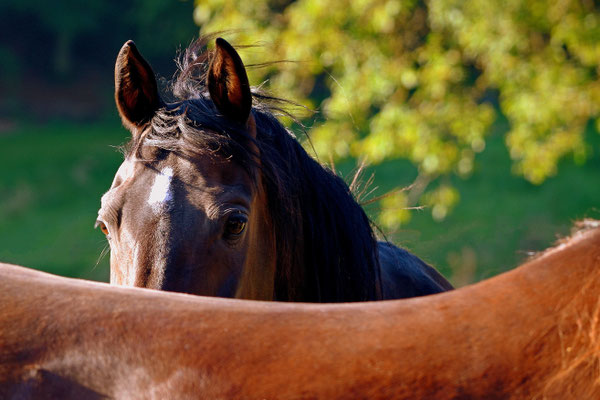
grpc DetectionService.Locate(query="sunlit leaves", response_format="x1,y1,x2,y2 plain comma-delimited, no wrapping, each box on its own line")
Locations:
423,184,460,222
378,191,412,229
195,0,600,226
431,0,600,184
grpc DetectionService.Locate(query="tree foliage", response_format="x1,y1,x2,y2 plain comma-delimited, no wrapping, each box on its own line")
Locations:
198,0,599,227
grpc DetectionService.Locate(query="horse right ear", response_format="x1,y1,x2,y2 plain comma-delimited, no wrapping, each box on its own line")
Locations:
207,38,253,127
114,40,160,131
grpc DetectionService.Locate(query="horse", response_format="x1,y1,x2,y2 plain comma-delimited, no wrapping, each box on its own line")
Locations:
97,36,452,302
2,220,600,399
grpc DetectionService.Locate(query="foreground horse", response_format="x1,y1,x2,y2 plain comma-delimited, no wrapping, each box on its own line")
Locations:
2,220,600,399
97,36,452,301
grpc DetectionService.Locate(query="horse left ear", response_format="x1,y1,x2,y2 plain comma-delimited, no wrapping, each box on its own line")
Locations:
207,38,253,129
114,40,160,132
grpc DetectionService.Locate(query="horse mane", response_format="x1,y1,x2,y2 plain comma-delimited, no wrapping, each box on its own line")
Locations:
127,36,382,302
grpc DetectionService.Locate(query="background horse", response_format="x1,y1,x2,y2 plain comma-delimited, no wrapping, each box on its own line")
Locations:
2,220,600,398
97,36,452,302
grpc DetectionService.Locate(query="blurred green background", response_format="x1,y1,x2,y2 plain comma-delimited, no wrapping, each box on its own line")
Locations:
1,0,598,286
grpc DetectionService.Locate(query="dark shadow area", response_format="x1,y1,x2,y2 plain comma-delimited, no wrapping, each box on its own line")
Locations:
0,1,198,122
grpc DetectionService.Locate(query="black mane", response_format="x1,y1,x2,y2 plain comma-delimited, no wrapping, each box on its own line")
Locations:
128,37,382,302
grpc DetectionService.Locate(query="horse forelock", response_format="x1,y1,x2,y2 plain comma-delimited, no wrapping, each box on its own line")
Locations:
125,36,382,302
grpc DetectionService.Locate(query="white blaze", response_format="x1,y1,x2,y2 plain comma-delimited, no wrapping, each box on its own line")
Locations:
148,167,174,212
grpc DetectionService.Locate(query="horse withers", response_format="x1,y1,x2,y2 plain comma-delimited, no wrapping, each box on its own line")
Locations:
97,36,452,301
2,220,600,398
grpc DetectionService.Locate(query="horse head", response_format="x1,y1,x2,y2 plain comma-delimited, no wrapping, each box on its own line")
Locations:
99,37,452,302
98,38,276,299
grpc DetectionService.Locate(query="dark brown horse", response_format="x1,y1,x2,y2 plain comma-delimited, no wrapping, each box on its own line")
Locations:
2,220,600,398
97,36,452,302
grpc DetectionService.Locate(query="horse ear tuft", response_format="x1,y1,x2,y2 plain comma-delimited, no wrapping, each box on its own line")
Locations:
114,40,160,131
207,38,252,126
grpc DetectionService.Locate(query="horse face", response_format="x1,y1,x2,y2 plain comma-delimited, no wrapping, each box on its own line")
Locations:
98,145,263,296
99,39,276,299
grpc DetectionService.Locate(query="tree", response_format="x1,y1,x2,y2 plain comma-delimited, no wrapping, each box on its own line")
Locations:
195,0,600,227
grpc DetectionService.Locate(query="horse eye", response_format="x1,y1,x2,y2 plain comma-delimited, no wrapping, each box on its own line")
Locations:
224,214,247,238
96,221,109,236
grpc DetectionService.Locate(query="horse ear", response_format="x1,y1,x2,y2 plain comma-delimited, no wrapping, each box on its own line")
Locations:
114,40,160,131
207,38,253,126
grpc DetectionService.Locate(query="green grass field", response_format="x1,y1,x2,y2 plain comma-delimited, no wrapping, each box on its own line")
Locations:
0,117,128,282
1,116,598,286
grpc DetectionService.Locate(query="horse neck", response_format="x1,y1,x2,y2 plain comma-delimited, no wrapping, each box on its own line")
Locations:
420,225,600,397
514,226,600,396
2,224,600,399
234,179,276,300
